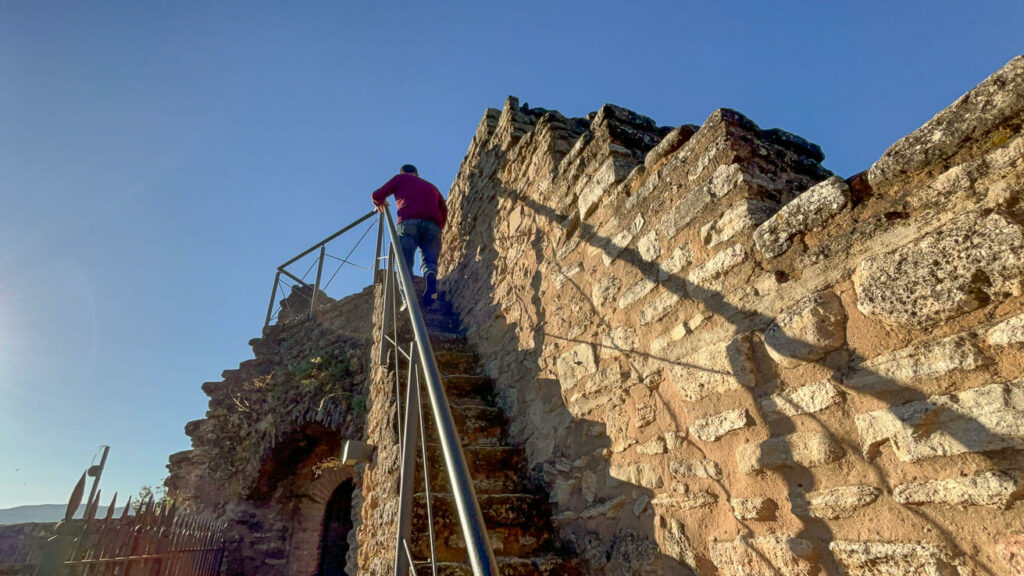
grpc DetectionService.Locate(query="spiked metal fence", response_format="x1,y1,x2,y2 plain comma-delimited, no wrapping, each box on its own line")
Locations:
34,471,224,576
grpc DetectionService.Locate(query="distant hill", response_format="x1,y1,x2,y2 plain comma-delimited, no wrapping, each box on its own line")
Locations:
0,504,126,525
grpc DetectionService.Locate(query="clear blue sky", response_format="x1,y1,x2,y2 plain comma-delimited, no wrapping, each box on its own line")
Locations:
1,1,1021,509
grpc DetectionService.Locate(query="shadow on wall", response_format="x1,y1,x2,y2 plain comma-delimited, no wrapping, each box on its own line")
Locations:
440,102,1021,575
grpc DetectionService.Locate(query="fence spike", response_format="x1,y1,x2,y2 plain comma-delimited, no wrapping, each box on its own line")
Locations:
65,471,88,521
105,492,118,522
122,495,133,520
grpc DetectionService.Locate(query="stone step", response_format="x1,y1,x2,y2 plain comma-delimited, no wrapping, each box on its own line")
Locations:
429,331,470,352
412,494,546,531
409,523,549,562
421,405,506,447
412,555,584,576
440,374,493,399
434,350,479,374
416,445,524,494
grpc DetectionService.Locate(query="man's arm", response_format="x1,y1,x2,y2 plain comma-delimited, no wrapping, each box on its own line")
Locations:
371,175,400,208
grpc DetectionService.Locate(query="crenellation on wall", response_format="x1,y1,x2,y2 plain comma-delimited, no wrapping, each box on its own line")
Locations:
440,55,1024,574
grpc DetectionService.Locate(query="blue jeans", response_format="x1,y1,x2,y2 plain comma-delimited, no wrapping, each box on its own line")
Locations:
396,219,442,278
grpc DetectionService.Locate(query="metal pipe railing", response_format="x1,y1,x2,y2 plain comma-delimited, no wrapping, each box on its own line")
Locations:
378,208,500,576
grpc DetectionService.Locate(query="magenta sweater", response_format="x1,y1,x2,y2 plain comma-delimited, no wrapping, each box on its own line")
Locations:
371,173,448,228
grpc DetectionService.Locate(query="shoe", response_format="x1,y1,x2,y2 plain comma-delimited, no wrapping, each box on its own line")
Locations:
422,272,437,308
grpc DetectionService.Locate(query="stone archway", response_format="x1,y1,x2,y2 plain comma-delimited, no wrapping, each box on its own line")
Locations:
317,479,355,576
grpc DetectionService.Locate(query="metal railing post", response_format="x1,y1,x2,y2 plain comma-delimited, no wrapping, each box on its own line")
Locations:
380,208,500,576
374,213,385,281
310,245,326,317
394,342,421,576
377,246,394,366
265,271,280,329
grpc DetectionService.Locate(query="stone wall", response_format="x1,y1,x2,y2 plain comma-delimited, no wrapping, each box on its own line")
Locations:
439,56,1024,575
166,286,376,576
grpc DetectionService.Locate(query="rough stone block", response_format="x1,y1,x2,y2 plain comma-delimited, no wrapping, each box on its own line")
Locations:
731,497,777,520
829,541,958,576
868,54,1024,190
660,517,699,571
602,214,645,266
556,343,598,388
645,124,699,169
854,212,1024,328
709,535,818,576
854,378,1024,462
670,333,757,402
601,327,638,356
986,313,1024,347
845,333,990,392
738,432,844,474
655,487,717,511
609,463,664,489
688,243,748,290
552,262,584,289
754,176,851,258
658,245,693,281
764,290,847,367
670,458,722,480
893,471,1019,509
760,379,843,418
997,534,1024,576
638,290,681,325
618,277,657,309
637,230,661,262
690,408,753,442
636,436,667,455
701,199,777,249
591,275,622,307
802,485,881,519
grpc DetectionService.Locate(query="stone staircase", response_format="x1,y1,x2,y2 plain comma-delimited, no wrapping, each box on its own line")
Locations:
405,296,583,576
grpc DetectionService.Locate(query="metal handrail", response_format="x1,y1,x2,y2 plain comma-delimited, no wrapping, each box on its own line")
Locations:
375,208,500,576
264,210,378,328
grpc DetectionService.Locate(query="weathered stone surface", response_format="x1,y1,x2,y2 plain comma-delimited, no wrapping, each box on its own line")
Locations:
802,485,881,519
731,497,777,520
854,379,1024,461
845,333,990,391
636,436,667,455
709,535,817,576
610,463,664,489
555,343,598,388
670,333,756,402
764,290,847,367
701,199,777,249
760,379,843,418
738,432,844,474
829,541,958,576
618,277,656,309
986,313,1024,347
645,125,699,169
754,176,851,258
601,327,637,356
552,262,583,289
690,408,753,442
660,517,699,572
688,244,748,290
638,290,681,325
655,485,718,510
893,471,1019,509
664,431,686,450
591,275,622,307
997,534,1024,575
602,215,645,266
868,54,1024,190
670,458,722,480
854,212,1024,328
637,231,661,262
658,245,693,281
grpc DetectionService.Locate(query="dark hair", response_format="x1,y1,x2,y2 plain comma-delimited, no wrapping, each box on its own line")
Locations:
400,164,418,175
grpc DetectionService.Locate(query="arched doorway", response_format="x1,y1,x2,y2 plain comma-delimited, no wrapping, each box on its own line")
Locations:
317,479,354,576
